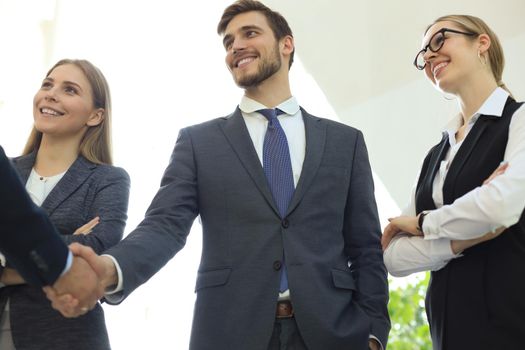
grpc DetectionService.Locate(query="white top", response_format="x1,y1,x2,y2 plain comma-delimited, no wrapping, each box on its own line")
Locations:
384,88,525,276
26,168,66,206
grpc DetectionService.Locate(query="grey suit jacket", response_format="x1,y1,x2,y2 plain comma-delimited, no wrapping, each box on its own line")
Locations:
0,153,130,350
0,146,68,286
106,108,390,350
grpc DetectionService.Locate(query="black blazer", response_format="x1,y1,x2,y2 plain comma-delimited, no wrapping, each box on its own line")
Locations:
0,152,130,350
415,98,525,350
0,146,68,287
106,108,390,350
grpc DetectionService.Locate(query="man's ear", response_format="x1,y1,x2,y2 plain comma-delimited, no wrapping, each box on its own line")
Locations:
280,35,294,59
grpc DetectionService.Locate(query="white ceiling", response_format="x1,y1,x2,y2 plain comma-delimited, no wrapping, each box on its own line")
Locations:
268,0,524,108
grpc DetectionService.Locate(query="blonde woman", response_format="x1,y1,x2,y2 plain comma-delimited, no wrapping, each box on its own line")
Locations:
382,15,525,350
0,59,130,350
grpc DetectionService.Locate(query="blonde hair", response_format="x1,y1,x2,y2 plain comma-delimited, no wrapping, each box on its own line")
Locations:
23,59,113,165
427,15,513,98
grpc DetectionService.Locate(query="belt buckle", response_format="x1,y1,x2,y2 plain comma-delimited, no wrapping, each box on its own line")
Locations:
276,300,294,319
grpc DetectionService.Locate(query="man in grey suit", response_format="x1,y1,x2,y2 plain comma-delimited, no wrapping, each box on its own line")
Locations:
0,145,102,309
49,1,390,348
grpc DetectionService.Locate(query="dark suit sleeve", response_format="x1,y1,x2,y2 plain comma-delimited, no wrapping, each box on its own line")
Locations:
61,167,130,254
104,128,199,302
0,146,69,286
343,132,390,346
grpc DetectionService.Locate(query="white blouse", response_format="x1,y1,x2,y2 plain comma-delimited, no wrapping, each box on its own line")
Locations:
384,88,525,276
26,168,66,206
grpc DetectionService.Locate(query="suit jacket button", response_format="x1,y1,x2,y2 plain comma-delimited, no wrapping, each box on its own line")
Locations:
281,219,289,228
273,261,282,271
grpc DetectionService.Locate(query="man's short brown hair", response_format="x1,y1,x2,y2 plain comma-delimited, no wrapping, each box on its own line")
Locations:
217,0,294,68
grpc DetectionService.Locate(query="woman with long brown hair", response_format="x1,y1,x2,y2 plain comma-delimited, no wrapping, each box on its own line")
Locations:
0,59,130,349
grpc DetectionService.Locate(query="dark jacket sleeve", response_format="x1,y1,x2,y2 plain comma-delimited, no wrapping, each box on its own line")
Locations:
343,132,391,347
104,128,199,303
0,146,68,286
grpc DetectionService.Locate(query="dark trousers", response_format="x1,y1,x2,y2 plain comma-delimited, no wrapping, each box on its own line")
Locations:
267,317,308,350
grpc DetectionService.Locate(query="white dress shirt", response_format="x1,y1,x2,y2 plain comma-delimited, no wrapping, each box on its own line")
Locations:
239,95,305,188
385,88,525,276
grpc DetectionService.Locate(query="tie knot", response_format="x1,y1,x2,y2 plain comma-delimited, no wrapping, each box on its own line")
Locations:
257,108,285,122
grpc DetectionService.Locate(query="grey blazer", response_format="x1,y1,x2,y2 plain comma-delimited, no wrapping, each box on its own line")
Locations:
106,108,390,350
0,153,130,350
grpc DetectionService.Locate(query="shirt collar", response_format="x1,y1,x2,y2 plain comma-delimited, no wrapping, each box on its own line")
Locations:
443,87,509,135
239,95,300,115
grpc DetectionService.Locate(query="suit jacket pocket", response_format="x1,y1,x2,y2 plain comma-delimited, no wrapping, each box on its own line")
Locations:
331,269,356,290
195,268,232,292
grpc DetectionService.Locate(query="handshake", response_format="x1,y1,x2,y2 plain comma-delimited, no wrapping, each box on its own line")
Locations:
44,243,118,318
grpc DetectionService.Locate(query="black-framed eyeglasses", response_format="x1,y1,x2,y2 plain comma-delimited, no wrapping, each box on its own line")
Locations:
413,28,476,70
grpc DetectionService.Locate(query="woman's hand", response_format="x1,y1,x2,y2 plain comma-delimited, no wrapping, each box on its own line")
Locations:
389,215,422,236
382,222,401,250
74,217,99,235
381,216,422,250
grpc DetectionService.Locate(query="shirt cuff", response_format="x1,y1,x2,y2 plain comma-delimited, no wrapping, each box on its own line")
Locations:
59,251,73,277
422,210,440,239
101,254,124,294
429,238,459,261
369,335,384,350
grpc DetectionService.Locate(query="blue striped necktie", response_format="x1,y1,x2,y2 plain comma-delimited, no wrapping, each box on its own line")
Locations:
258,108,294,292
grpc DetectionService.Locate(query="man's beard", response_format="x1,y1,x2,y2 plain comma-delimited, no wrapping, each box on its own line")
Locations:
235,45,281,88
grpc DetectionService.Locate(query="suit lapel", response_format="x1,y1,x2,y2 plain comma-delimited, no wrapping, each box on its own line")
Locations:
443,116,495,198
286,109,325,215
41,157,95,216
220,107,326,217
418,133,449,207
220,108,280,215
